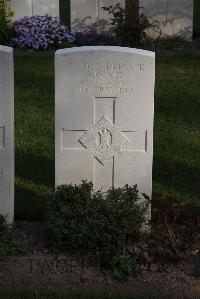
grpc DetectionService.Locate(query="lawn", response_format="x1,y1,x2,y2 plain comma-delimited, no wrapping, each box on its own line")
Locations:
154,54,200,217
14,50,200,221
15,50,55,220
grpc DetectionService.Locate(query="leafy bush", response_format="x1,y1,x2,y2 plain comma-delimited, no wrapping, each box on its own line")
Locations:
11,15,75,50
155,36,191,51
0,10,12,45
111,255,140,281
0,215,29,260
0,214,8,234
0,237,28,260
102,3,160,47
48,181,148,278
75,30,116,46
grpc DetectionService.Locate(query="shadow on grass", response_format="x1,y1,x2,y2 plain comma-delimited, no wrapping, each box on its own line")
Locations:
153,155,200,218
15,149,54,221
15,148,54,189
15,148,200,221
15,184,53,221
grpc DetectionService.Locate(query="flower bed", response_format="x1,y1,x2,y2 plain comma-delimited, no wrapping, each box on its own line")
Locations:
11,15,75,50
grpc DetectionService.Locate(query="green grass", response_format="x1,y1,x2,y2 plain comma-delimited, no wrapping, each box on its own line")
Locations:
154,55,200,214
14,50,55,220
14,50,200,220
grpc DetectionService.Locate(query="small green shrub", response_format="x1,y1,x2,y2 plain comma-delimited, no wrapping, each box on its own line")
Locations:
0,238,28,260
155,36,191,51
48,181,148,278
102,3,160,47
111,255,140,281
0,215,29,260
0,214,7,233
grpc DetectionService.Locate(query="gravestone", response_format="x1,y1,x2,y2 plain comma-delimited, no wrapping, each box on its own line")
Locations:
55,46,155,212
71,0,125,33
11,0,60,21
140,0,193,40
32,0,59,17
0,45,14,224
9,0,32,20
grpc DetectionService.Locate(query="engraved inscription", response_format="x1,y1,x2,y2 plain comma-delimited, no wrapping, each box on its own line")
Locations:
80,86,133,94
79,116,129,166
65,61,149,95
67,62,146,71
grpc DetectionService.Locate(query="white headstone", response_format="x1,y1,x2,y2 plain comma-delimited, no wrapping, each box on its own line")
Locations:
55,46,155,211
71,0,125,33
32,0,59,18
11,0,59,21
140,0,193,40
10,0,32,21
0,45,14,224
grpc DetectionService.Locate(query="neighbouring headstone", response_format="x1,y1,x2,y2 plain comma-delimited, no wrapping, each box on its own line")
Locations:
0,45,14,224
140,0,193,40
32,0,59,17
11,0,60,21
55,46,155,213
71,0,125,33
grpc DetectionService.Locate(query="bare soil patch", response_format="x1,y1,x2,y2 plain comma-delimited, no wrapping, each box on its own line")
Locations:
0,222,199,298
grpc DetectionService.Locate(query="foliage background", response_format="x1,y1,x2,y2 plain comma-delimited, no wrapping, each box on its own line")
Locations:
59,0,139,28
59,0,70,27
59,0,199,39
193,0,200,37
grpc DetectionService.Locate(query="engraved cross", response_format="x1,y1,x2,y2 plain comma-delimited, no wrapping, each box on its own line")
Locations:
61,97,147,166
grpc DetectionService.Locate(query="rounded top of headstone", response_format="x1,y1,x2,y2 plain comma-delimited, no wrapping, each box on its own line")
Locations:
55,46,155,58
0,45,13,53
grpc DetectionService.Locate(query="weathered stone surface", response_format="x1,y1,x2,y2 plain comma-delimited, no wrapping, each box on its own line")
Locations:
55,46,155,214
11,0,59,21
140,0,193,40
0,45,14,224
71,0,125,33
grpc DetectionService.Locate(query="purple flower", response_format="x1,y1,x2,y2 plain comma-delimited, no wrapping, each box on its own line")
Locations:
11,15,75,50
